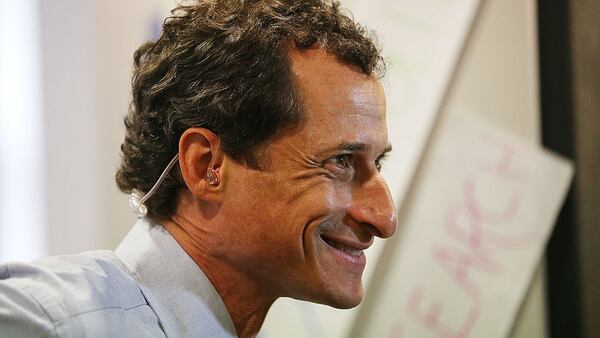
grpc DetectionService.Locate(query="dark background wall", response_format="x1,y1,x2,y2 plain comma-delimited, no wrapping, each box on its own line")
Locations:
541,1,600,337
570,0,600,337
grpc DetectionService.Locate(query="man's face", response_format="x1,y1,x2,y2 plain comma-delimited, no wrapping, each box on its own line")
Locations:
217,48,397,308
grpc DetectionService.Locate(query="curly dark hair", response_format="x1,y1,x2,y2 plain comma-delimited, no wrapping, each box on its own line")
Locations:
116,0,385,219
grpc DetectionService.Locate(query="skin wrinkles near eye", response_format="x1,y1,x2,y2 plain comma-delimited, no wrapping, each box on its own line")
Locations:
322,143,392,180
326,154,353,169
320,154,353,182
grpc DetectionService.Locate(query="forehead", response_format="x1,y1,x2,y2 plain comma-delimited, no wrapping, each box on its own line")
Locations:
287,48,388,149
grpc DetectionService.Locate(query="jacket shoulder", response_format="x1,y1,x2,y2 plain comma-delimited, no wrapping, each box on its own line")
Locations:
0,251,149,337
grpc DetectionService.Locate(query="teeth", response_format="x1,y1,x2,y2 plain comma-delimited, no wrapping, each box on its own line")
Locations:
338,245,362,257
324,238,363,256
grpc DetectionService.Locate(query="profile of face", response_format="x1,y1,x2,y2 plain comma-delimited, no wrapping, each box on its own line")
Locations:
215,48,398,308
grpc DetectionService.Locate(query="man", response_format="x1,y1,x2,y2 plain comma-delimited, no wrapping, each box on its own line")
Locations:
0,0,397,337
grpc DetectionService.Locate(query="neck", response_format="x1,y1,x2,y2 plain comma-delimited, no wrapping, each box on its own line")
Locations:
161,195,276,337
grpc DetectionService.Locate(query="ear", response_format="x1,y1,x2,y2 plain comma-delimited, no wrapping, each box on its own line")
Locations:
178,128,224,201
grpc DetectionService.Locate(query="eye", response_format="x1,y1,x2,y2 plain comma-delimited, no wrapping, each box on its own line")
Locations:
375,155,387,172
325,154,353,169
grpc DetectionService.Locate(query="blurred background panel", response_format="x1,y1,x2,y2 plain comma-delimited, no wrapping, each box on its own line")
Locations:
0,0,45,260
38,0,171,257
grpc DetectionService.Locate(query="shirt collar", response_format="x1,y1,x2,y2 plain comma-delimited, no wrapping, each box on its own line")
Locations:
116,217,237,338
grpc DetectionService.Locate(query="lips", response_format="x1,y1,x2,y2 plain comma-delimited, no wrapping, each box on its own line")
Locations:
319,234,371,257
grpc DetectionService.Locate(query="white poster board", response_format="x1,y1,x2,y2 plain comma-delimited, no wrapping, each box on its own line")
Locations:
261,1,481,337
351,113,573,338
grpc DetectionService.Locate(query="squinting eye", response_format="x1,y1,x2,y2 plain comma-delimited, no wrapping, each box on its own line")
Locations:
375,155,386,172
326,154,352,169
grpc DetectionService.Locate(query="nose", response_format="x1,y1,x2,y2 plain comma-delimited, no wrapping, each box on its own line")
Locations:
347,174,398,238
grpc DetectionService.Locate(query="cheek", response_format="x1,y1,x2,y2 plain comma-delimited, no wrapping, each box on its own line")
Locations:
286,181,354,237
221,167,353,252
318,181,353,213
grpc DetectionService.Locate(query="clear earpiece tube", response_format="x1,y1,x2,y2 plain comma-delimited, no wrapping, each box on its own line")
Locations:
129,154,180,217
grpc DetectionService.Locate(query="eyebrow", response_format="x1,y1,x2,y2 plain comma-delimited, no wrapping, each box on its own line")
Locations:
335,142,393,155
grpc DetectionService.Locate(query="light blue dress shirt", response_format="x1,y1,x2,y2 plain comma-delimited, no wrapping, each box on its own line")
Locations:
0,217,238,337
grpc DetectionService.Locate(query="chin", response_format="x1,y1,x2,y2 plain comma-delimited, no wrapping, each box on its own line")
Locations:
310,282,364,309
326,293,363,309
328,299,361,309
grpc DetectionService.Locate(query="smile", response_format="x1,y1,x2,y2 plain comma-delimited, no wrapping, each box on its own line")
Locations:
319,234,369,268
322,237,363,256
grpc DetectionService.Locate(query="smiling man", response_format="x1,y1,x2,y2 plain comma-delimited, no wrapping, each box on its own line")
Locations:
0,1,396,337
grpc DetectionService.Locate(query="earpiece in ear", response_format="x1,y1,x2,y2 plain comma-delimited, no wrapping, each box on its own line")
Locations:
205,168,220,186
